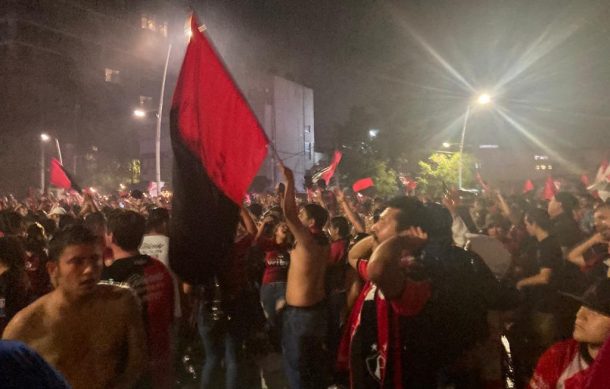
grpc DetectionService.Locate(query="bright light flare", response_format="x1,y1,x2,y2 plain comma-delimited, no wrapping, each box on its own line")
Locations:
133,109,146,118
442,142,451,148
477,93,491,105
40,133,51,142
89,187,97,193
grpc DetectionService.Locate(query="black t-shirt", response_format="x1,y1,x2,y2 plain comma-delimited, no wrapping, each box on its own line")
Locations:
552,213,583,251
529,235,563,312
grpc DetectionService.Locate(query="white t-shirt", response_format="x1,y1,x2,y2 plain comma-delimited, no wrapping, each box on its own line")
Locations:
139,234,181,318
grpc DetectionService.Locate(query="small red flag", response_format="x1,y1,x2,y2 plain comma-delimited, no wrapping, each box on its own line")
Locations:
542,176,557,200
523,179,535,193
352,177,374,192
580,174,590,188
312,150,343,185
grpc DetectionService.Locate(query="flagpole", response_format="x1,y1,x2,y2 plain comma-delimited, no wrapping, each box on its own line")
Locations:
156,43,172,195
55,138,63,165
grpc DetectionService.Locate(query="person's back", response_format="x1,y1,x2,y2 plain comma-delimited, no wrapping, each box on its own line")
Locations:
102,210,174,389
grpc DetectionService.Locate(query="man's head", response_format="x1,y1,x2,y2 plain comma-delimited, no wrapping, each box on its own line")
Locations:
105,210,146,251
145,207,170,235
298,203,329,231
593,203,610,238
47,225,102,297
524,208,552,236
329,216,350,241
548,192,577,219
371,196,426,244
571,279,610,347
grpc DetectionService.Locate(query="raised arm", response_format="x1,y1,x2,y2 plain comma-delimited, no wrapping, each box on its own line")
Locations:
335,188,365,233
367,228,427,299
567,233,607,268
240,205,258,237
348,235,376,270
280,164,312,245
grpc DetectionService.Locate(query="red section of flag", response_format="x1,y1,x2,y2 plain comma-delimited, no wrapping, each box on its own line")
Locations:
542,176,556,200
580,174,590,187
352,177,374,192
50,158,72,190
523,179,535,193
172,16,269,205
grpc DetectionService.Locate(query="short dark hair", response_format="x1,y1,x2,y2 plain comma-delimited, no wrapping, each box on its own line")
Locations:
303,203,329,230
0,236,26,270
146,207,170,233
554,192,578,213
330,216,350,238
107,210,146,251
525,208,552,231
84,212,106,232
48,225,98,262
385,196,427,231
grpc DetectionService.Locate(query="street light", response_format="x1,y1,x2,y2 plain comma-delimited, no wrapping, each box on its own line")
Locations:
458,93,492,189
40,133,51,193
442,142,451,148
133,109,147,118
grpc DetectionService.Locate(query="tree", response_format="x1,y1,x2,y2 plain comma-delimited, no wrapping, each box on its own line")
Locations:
417,152,477,197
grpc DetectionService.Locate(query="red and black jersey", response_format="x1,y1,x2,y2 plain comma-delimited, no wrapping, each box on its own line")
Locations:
101,254,174,389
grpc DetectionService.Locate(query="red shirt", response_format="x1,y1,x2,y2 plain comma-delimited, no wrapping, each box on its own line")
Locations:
257,238,291,284
529,339,592,389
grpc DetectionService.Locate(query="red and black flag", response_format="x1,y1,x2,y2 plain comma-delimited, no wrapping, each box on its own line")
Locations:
49,158,82,193
169,15,269,285
312,150,342,185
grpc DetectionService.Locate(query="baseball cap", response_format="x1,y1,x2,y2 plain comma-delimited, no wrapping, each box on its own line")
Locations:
562,279,610,317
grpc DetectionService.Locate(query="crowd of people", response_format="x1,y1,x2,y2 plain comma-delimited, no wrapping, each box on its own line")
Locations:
1,169,610,389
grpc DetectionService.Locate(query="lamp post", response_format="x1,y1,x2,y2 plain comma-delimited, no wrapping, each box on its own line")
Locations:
40,133,51,193
458,93,491,189
134,44,172,195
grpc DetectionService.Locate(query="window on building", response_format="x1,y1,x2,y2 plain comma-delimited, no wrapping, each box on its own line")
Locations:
141,15,156,31
105,68,120,83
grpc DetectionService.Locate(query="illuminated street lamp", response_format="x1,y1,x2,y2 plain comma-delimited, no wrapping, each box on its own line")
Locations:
458,93,493,189
133,109,147,118
442,142,451,148
40,133,51,193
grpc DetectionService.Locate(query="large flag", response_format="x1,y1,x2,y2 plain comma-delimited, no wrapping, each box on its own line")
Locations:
312,150,342,185
169,15,269,285
49,158,81,193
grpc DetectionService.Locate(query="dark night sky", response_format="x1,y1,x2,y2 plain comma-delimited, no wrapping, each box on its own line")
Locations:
193,0,610,155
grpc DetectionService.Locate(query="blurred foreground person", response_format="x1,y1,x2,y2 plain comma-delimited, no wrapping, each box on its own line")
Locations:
529,279,610,388
0,340,71,388
0,236,31,335
2,225,147,389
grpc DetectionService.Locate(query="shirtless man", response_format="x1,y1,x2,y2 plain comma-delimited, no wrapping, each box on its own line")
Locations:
2,225,147,389
280,164,330,389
